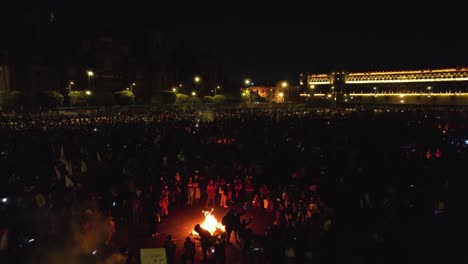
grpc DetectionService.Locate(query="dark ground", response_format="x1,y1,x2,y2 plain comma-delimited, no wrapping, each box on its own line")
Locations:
116,203,274,264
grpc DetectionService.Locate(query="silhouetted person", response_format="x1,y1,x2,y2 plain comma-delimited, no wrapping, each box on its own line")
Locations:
213,233,228,264
232,208,247,244
222,209,235,243
194,224,212,261
164,235,176,264
182,236,196,264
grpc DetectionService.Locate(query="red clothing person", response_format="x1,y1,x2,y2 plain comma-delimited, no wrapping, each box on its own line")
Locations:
205,179,217,208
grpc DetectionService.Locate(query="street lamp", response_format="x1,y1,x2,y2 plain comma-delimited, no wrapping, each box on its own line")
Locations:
130,82,136,92
87,70,94,91
332,86,337,109
176,84,182,94
282,81,288,101
68,81,74,92
85,90,92,107
214,85,221,95
244,79,252,102
191,91,196,105
68,81,74,107
194,76,200,95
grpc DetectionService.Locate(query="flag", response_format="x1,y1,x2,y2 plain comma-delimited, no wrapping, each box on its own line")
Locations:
81,161,88,173
60,145,66,163
64,160,73,176
0,228,8,251
65,175,74,188
54,165,62,179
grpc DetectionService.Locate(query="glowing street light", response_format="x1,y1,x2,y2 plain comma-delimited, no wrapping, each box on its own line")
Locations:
191,91,197,105
281,81,289,101
68,81,74,92
278,92,284,103
87,70,94,91
85,90,92,96
193,77,200,95
67,81,75,107
129,82,136,92
245,79,250,85
214,85,221,95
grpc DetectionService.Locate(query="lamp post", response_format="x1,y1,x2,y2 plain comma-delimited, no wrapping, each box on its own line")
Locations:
85,90,92,107
214,85,220,96
245,79,251,103
68,81,74,92
331,86,336,109
191,91,196,105
194,76,200,94
87,70,94,91
282,81,288,102
68,81,74,107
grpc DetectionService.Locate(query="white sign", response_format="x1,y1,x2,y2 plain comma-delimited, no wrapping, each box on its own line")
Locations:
140,248,167,264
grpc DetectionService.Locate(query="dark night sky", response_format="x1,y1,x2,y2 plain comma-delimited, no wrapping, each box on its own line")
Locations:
3,0,468,85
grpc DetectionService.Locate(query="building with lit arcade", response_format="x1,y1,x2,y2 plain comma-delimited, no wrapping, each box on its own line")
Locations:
304,68,468,106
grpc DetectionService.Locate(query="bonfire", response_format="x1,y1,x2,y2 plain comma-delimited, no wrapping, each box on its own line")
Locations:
192,208,225,236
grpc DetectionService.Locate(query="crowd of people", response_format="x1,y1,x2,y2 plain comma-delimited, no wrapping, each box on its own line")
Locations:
0,105,456,263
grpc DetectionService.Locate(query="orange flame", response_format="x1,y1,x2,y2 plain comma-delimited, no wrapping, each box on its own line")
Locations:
192,208,225,235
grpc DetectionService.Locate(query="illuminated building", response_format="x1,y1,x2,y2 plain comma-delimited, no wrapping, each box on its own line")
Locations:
306,68,468,105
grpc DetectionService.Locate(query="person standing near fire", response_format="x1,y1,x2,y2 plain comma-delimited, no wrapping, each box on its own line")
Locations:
194,224,212,261
186,177,195,206
219,178,229,208
232,208,247,244
205,179,217,209
193,171,201,204
172,172,183,208
182,236,196,263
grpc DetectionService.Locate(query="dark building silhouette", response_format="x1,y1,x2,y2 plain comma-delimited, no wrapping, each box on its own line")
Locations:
1,2,226,103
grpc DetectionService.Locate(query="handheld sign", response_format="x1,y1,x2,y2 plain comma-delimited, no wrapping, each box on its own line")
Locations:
140,248,167,264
